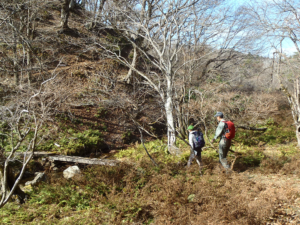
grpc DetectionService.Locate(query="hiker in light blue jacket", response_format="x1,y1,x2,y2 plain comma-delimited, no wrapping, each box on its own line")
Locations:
211,112,231,169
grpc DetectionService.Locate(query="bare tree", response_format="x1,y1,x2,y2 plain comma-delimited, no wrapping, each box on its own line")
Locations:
97,0,199,153
0,69,70,208
0,0,50,85
96,0,257,153
246,0,300,146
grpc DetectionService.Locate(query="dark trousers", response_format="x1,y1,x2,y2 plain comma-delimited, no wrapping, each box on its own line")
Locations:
187,147,202,167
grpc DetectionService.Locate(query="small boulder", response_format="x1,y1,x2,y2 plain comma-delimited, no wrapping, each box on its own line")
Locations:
63,166,81,179
187,194,195,202
22,184,33,193
25,172,46,186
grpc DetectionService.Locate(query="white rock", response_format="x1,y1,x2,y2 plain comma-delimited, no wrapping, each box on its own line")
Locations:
63,166,81,179
25,172,46,186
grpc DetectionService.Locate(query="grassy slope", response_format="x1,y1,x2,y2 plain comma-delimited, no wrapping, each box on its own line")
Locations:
1,122,300,224
1,3,299,225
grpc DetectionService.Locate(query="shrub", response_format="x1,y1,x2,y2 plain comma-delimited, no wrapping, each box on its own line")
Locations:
55,129,104,155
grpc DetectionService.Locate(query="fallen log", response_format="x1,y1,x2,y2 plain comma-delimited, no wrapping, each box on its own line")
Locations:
236,126,267,132
49,155,119,166
67,103,96,108
15,152,57,158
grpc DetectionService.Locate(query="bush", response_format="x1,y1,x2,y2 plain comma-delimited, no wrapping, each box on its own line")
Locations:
234,122,296,146
54,129,104,155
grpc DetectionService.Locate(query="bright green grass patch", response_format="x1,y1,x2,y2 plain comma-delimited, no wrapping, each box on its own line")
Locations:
234,122,296,146
115,139,191,164
36,129,104,156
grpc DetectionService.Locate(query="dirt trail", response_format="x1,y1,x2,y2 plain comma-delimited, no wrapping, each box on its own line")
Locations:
243,172,300,224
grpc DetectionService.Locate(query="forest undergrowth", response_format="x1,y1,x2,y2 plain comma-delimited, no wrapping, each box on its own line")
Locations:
1,122,300,224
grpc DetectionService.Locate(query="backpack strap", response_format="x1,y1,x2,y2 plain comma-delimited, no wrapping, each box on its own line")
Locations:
222,121,228,139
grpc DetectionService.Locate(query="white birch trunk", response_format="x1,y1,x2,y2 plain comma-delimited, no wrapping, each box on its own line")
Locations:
295,78,300,147
125,46,137,83
165,77,179,155
296,125,300,147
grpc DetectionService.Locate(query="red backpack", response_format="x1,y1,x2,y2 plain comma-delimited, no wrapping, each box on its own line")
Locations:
224,121,235,140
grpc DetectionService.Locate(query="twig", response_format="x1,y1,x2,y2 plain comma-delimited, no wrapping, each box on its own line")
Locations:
129,116,158,139
137,128,158,167
231,155,239,170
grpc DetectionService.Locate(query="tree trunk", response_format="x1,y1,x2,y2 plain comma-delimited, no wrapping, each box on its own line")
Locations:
99,0,107,14
61,0,70,29
81,0,86,9
0,165,10,202
26,21,32,85
13,31,19,86
27,49,32,86
69,0,75,9
165,77,178,154
0,164,25,204
125,46,137,83
124,0,146,83
297,125,300,147
294,78,300,147
177,94,188,139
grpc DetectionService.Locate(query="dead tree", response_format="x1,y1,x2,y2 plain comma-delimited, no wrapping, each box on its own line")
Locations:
61,0,71,29
0,68,70,208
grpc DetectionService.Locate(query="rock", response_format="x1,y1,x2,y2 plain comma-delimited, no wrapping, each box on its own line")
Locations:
41,158,47,166
25,172,46,186
52,167,59,171
168,145,183,156
187,194,195,202
21,184,33,193
63,166,81,179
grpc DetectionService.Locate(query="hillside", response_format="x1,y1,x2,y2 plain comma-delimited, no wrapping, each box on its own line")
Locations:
1,1,300,224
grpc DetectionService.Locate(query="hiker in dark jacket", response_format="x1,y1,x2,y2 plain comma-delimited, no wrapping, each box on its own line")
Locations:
187,125,203,168
211,112,231,169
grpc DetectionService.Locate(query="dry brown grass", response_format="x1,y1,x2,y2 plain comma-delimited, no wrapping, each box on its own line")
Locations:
280,157,300,175
12,157,295,224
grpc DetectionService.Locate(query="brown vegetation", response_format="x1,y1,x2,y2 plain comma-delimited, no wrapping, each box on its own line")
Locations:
1,0,300,223
2,155,299,224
